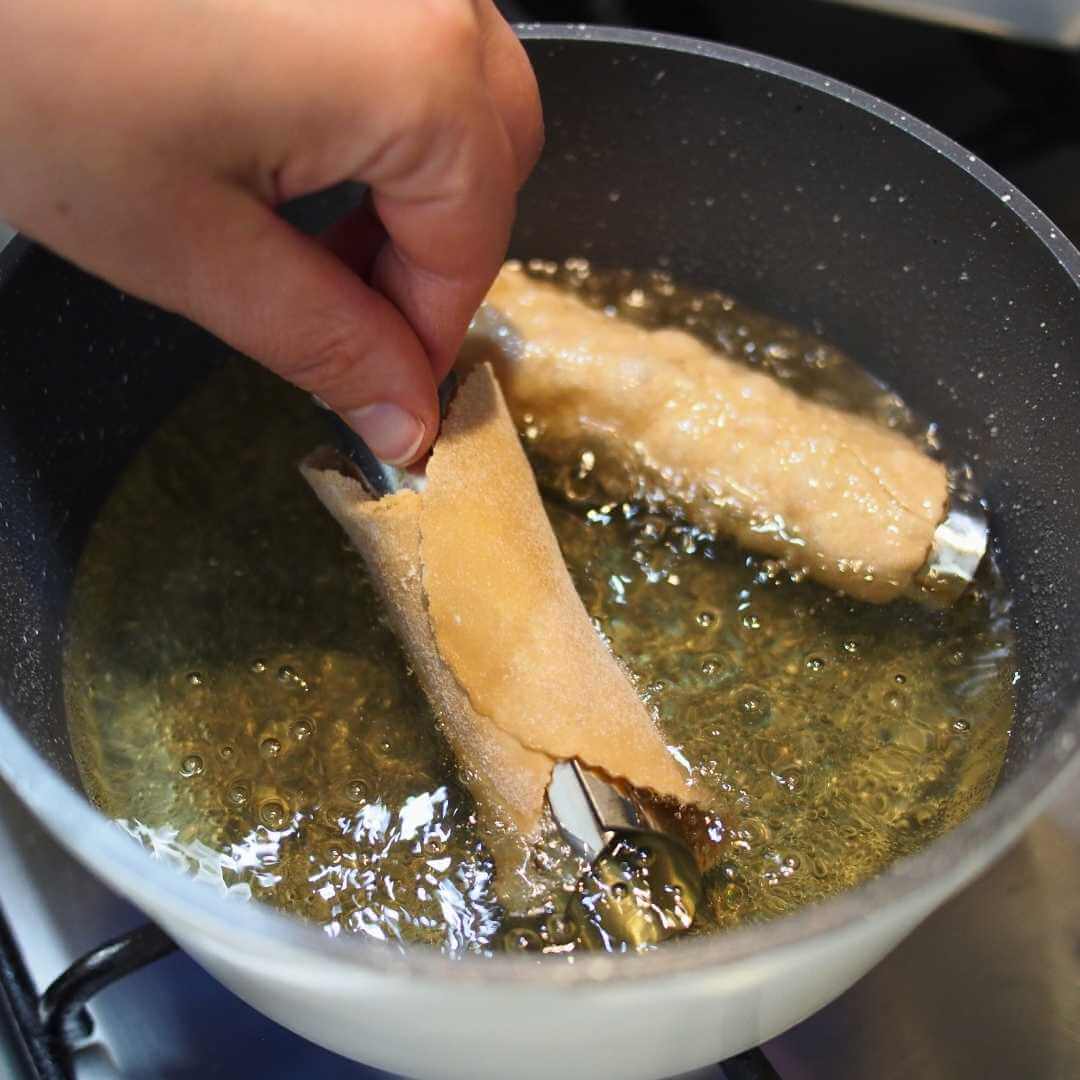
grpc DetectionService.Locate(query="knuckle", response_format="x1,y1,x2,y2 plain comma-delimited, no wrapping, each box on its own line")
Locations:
390,37,482,140
417,0,482,57
285,322,368,395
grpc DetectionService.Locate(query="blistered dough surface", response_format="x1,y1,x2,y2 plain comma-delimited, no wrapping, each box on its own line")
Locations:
421,365,691,802
466,264,949,603
301,366,695,844
298,463,553,839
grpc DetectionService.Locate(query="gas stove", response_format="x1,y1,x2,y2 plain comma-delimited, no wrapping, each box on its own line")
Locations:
3,3,1080,1077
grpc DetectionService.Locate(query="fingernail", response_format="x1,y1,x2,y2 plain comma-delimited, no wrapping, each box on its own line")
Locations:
345,403,426,466
347,399,427,462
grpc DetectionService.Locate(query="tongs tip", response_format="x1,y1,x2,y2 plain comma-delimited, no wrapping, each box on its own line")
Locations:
313,372,461,499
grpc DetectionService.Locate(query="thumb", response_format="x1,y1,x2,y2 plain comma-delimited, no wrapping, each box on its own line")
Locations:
167,183,440,465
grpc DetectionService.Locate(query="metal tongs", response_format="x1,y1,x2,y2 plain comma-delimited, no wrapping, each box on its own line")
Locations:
908,489,990,606
314,375,461,497
545,761,704,951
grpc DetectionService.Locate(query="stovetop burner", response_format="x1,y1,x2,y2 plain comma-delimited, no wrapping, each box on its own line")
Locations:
4,3,1080,1078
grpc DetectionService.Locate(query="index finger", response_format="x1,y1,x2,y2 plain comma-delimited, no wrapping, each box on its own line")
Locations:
369,99,518,382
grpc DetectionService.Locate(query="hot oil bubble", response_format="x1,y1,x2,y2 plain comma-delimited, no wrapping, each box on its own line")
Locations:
696,610,718,628
278,664,298,683
260,737,282,759
563,470,599,505
185,672,203,687
179,754,204,778
777,769,803,793
227,782,250,807
319,803,352,830
678,531,698,557
722,883,747,910
637,515,668,543
291,717,315,741
805,656,827,672
733,686,771,725
250,659,267,674
742,818,770,847
544,913,577,946
883,689,908,711
701,654,725,677
218,744,235,760
259,799,288,829
504,928,542,953
346,779,369,803
718,861,742,883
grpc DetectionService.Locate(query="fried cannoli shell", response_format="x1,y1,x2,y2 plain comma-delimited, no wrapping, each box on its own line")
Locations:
300,364,696,846
296,464,553,840
462,263,950,604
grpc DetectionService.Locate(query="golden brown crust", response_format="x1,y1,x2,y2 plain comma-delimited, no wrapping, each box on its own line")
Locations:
298,465,554,841
300,365,696,845
464,264,950,604
421,362,691,801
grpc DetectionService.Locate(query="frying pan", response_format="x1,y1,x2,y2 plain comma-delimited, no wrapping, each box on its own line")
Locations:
2,24,1080,1080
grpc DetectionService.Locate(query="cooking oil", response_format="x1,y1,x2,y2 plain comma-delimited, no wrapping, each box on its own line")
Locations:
64,265,1015,955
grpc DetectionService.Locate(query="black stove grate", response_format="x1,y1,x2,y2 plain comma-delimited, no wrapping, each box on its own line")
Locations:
0,905,175,1080
0,902,778,1080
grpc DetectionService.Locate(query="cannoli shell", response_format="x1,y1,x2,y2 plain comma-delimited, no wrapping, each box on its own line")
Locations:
464,263,950,604
301,365,695,843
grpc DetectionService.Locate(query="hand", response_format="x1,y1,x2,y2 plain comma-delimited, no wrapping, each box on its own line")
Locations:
0,0,542,464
